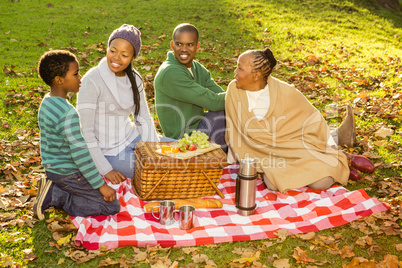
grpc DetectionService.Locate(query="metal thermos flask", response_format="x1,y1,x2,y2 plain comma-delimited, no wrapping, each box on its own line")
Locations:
235,158,257,216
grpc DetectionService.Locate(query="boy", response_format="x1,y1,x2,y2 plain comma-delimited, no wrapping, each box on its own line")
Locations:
33,50,120,220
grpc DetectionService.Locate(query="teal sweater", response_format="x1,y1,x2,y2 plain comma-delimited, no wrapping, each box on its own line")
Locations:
38,95,104,189
154,51,226,139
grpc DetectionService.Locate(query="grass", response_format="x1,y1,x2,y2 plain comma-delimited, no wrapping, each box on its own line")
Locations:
0,0,401,267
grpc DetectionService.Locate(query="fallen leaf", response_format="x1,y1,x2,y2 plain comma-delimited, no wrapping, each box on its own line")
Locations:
56,233,72,246
273,258,290,268
377,254,399,268
297,232,316,241
133,250,147,262
0,198,10,210
367,245,382,257
48,221,64,232
99,244,109,252
48,242,60,249
306,54,319,65
374,126,394,138
3,65,16,75
344,257,376,268
182,247,199,255
355,235,373,247
98,257,120,266
275,229,289,242
192,254,210,264
292,247,315,263
340,245,355,259
263,241,275,248
382,226,399,235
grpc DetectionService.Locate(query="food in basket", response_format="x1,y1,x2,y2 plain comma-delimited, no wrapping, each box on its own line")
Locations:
189,143,197,151
161,145,180,154
179,143,189,152
133,142,228,200
178,130,210,152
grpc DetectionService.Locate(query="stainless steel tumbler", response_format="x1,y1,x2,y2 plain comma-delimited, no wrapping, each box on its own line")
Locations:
151,200,176,225
174,205,195,230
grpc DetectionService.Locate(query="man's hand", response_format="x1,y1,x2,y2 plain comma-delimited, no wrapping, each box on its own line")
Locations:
98,183,117,202
104,170,126,184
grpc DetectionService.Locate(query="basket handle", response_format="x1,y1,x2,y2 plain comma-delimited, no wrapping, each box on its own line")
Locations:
201,170,225,199
142,170,171,200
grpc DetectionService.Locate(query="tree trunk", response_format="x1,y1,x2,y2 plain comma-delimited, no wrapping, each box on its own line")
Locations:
377,0,401,12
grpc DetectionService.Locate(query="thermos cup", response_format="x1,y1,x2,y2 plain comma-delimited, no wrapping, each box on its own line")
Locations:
235,158,258,216
151,200,176,225
174,205,195,230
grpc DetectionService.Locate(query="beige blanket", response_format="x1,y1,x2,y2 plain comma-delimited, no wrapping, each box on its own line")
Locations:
225,76,349,193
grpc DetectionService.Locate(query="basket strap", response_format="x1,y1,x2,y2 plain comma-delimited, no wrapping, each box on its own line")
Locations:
142,171,171,200
201,170,225,199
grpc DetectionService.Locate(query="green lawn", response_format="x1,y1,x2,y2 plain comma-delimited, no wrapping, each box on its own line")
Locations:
0,0,401,267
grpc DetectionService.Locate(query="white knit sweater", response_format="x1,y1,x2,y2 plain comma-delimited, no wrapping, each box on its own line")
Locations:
77,58,159,175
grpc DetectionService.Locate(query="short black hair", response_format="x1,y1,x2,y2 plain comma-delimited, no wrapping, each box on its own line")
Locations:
37,50,77,86
172,23,199,42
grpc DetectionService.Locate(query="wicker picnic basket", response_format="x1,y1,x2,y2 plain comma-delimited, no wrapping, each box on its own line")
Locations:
132,142,228,200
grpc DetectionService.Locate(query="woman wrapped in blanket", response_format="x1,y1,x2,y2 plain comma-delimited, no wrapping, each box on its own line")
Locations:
225,48,374,193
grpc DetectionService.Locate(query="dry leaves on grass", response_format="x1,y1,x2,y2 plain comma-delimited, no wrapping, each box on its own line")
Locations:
273,258,290,268
291,247,315,264
229,247,261,267
1,39,401,267
345,254,402,268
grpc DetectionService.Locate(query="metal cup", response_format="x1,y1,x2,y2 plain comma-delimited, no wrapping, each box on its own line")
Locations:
174,205,195,230
151,200,176,225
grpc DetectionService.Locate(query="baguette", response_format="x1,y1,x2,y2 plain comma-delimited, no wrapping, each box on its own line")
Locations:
144,198,223,213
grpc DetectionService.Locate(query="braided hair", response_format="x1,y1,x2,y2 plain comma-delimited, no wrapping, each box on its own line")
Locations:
250,48,277,80
124,63,142,116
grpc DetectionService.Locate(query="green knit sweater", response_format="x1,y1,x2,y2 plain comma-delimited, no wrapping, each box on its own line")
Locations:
154,51,226,139
38,95,104,189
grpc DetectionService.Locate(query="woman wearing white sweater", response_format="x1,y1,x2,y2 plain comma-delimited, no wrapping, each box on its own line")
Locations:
77,24,164,184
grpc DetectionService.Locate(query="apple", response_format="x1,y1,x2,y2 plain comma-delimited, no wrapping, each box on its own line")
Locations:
189,143,197,151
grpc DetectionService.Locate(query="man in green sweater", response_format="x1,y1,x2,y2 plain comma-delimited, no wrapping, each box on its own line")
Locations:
34,50,120,220
154,23,226,150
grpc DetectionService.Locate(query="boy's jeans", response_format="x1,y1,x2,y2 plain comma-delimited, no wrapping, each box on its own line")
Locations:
46,171,121,217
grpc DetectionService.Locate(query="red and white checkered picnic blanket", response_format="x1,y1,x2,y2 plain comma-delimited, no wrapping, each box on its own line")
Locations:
71,165,389,250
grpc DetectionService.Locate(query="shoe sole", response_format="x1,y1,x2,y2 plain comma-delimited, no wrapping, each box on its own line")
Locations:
37,177,45,195
33,178,52,220
33,177,45,216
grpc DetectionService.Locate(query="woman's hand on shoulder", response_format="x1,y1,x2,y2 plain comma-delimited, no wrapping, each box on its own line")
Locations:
104,170,127,184
98,183,117,202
